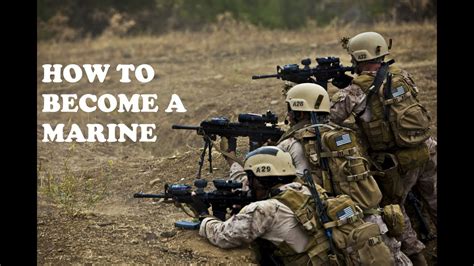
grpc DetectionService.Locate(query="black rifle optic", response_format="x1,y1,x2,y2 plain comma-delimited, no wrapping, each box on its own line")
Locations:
172,111,284,178
134,179,252,221
252,57,354,90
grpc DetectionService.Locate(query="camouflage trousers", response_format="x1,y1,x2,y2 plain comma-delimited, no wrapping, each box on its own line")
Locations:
398,137,437,255
364,214,412,266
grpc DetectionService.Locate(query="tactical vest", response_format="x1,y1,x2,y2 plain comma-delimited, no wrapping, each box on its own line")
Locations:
265,188,394,265
292,123,383,211
352,65,432,151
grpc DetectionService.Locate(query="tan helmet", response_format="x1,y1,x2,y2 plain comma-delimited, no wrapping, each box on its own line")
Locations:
285,83,330,113
243,146,296,177
347,32,390,62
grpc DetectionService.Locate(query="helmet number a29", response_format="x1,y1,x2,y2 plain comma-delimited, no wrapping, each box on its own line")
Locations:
256,166,271,173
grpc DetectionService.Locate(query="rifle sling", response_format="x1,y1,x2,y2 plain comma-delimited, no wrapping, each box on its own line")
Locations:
211,139,245,166
355,59,395,118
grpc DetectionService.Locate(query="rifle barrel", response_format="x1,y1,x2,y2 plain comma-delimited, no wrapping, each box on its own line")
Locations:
172,124,200,130
133,192,167,198
252,74,279,79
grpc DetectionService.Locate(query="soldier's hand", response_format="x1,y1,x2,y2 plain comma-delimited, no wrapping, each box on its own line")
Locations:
220,136,237,153
191,192,210,221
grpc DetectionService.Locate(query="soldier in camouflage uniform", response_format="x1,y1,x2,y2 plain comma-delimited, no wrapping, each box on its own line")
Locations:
199,146,320,264
198,146,394,265
329,31,437,265
220,83,411,265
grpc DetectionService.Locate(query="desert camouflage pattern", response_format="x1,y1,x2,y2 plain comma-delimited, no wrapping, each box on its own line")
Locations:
276,138,311,178
228,162,249,191
199,182,312,252
398,137,437,255
329,71,437,255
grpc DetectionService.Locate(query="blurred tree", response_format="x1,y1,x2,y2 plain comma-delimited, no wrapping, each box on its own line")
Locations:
37,0,436,41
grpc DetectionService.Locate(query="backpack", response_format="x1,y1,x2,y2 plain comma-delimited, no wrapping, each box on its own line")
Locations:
353,65,431,150
272,189,394,265
295,124,383,210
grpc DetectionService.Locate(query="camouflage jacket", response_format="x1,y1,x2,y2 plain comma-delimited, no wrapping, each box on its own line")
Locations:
199,182,311,252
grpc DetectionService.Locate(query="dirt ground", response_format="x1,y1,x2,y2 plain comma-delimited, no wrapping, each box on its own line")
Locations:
37,21,437,264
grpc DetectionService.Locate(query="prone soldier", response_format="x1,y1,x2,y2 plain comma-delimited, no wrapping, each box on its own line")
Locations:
197,146,395,265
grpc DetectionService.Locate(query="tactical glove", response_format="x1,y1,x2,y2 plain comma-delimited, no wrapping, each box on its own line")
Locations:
191,193,211,221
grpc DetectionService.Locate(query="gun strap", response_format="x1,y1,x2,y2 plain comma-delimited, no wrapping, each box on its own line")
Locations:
211,140,245,166
382,72,393,120
310,112,336,195
355,59,395,118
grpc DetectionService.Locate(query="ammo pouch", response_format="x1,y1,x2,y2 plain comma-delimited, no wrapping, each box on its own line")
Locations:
325,195,394,266
360,118,396,151
381,204,405,238
272,189,333,265
394,143,430,173
370,153,404,204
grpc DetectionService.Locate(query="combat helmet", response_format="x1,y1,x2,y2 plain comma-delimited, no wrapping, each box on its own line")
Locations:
243,146,296,177
346,32,390,62
285,83,330,113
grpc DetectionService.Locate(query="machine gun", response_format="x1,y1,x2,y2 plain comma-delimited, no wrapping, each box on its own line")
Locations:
134,179,252,222
172,111,284,178
252,57,354,90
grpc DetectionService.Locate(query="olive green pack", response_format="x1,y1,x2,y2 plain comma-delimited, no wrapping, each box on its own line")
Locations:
382,204,405,237
296,126,383,210
370,144,430,204
325,194,394,265
353,65,432,150
273,189,394,265
370,153,404,204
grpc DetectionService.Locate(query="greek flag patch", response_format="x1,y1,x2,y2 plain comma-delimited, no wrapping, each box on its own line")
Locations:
335,134,351,146
391,86,406,97
336,206,355,220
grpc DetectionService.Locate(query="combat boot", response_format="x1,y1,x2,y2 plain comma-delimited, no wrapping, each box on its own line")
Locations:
408,253,427,266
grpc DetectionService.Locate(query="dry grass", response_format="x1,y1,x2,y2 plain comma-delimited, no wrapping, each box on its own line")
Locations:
37,21,437,264
38,21,436,161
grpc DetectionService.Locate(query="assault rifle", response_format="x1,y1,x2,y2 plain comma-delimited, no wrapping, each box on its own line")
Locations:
134,179,252,222
252,57,354,90
406,191,436,241
303,169,339,263
310,112,337,195
172,111,284,178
